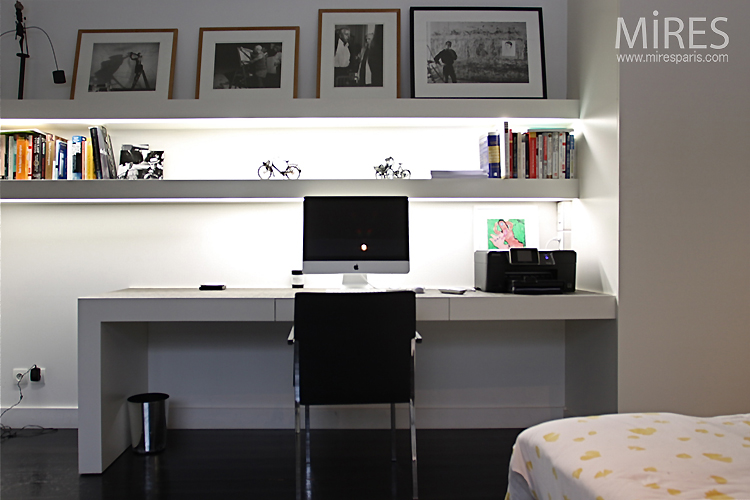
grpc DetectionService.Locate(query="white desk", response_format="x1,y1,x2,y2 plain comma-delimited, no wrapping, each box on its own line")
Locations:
78,288,616,474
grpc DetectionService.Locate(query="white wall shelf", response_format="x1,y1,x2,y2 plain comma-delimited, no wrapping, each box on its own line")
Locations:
0,178,578,202
0,98,579,126
2,98,580,202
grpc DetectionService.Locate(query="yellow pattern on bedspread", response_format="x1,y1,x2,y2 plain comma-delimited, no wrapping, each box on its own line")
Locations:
508,413,750,500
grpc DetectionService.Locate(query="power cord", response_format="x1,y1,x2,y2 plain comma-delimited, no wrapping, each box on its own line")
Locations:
1,364,57,440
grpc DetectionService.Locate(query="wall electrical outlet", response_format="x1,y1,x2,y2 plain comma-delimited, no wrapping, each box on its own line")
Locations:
12,367,45,385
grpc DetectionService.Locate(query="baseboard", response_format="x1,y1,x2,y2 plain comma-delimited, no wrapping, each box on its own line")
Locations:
0,405,564,430
0,407,78,429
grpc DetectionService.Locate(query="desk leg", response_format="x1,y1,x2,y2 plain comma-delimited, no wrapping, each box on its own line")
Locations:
78,305,149,474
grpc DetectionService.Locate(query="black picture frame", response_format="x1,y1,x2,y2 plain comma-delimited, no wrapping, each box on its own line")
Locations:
410,7,547,99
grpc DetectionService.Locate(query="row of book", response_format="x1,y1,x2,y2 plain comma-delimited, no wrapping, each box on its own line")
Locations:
479,124,576,179
1,126,118,180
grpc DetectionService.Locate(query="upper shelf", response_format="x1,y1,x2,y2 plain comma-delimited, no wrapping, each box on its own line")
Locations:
0,98,580,129
0,179,578,203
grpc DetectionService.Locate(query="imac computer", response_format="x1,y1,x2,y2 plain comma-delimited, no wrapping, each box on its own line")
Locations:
302,196,410,287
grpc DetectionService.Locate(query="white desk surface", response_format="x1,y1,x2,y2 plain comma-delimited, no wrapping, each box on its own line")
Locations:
79,287,616,322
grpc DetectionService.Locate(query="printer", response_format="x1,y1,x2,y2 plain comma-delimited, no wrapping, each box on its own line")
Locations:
474,248,577,294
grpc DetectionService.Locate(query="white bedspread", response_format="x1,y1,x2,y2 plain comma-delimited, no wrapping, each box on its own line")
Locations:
507,412,750,500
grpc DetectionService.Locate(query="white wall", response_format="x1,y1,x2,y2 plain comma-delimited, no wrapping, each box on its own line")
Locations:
0,0,568,100
0,0,582,429
618,0,750,415
0,198,565,428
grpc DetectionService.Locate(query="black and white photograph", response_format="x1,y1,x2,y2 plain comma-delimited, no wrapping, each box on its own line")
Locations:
318,9,400,98
71,29,177,100
333,24,384,88
212,42,283,89
426,22,529,84
411,8,547,98
88,42,159,92
196,27,299,100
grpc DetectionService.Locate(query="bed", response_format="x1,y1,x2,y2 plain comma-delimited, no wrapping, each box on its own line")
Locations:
507,412,750,500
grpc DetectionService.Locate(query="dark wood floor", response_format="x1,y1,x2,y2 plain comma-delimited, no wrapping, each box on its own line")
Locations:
1,428,523,500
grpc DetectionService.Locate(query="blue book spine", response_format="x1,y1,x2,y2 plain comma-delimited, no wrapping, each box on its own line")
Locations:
569,135,575,178
57,141,68,179
488,132,501,178
71,136,83,180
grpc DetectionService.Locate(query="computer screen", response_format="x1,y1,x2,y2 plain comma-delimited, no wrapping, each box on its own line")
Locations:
302,196,410,278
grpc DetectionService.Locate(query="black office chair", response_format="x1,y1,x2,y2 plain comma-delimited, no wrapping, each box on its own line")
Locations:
288,290,421,499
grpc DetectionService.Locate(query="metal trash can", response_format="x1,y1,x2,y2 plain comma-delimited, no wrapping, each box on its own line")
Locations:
127,392,169,454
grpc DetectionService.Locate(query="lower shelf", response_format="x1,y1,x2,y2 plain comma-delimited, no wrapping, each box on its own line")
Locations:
0,178,578,202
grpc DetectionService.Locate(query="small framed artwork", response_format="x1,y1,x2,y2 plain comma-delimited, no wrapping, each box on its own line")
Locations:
70,29,177,100
196,27,299,100
473,206,540,251
317,9,401,99
410,7,547,99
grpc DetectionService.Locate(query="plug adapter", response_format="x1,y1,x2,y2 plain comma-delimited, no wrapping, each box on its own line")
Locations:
30,366,42,382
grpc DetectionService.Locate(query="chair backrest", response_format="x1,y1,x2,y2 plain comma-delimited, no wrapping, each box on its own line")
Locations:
294,291,416,406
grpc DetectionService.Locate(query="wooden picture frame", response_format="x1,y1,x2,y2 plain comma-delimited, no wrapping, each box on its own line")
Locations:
196,27,299,100
70,29,177,100
410,7,547,99
317,9,401,99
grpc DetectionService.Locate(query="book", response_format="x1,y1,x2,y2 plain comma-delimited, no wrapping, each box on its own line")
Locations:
89,126,118,180
55,139,68,179
17,134,31,180
508,131,515,178
0,134,6,179
88,127,103,179
5,132,24,179
6,134,16,179
568,134,576,178
85,139,95,179
527,132,537,179
70,136,84,180
500,122,510,179
478,133,489,174
487,131,501,178
44,133,54,179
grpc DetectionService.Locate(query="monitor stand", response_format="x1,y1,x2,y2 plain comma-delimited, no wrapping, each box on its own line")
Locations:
341,273,371,289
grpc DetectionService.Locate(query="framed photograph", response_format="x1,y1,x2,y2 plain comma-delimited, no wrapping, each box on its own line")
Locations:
70,29,177,100
196,27,299,100
410,7,547,99
317,9,401,99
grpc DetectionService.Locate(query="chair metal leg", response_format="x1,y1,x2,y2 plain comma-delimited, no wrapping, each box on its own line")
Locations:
295,417,301,500
305,405,311,465
410,336,419,499
295,401,300,434
410,398,418,499
293,339,302,454
391,402,397,462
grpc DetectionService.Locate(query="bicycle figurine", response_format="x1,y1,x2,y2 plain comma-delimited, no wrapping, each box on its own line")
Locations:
374,157,410,179
258,160,301,180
